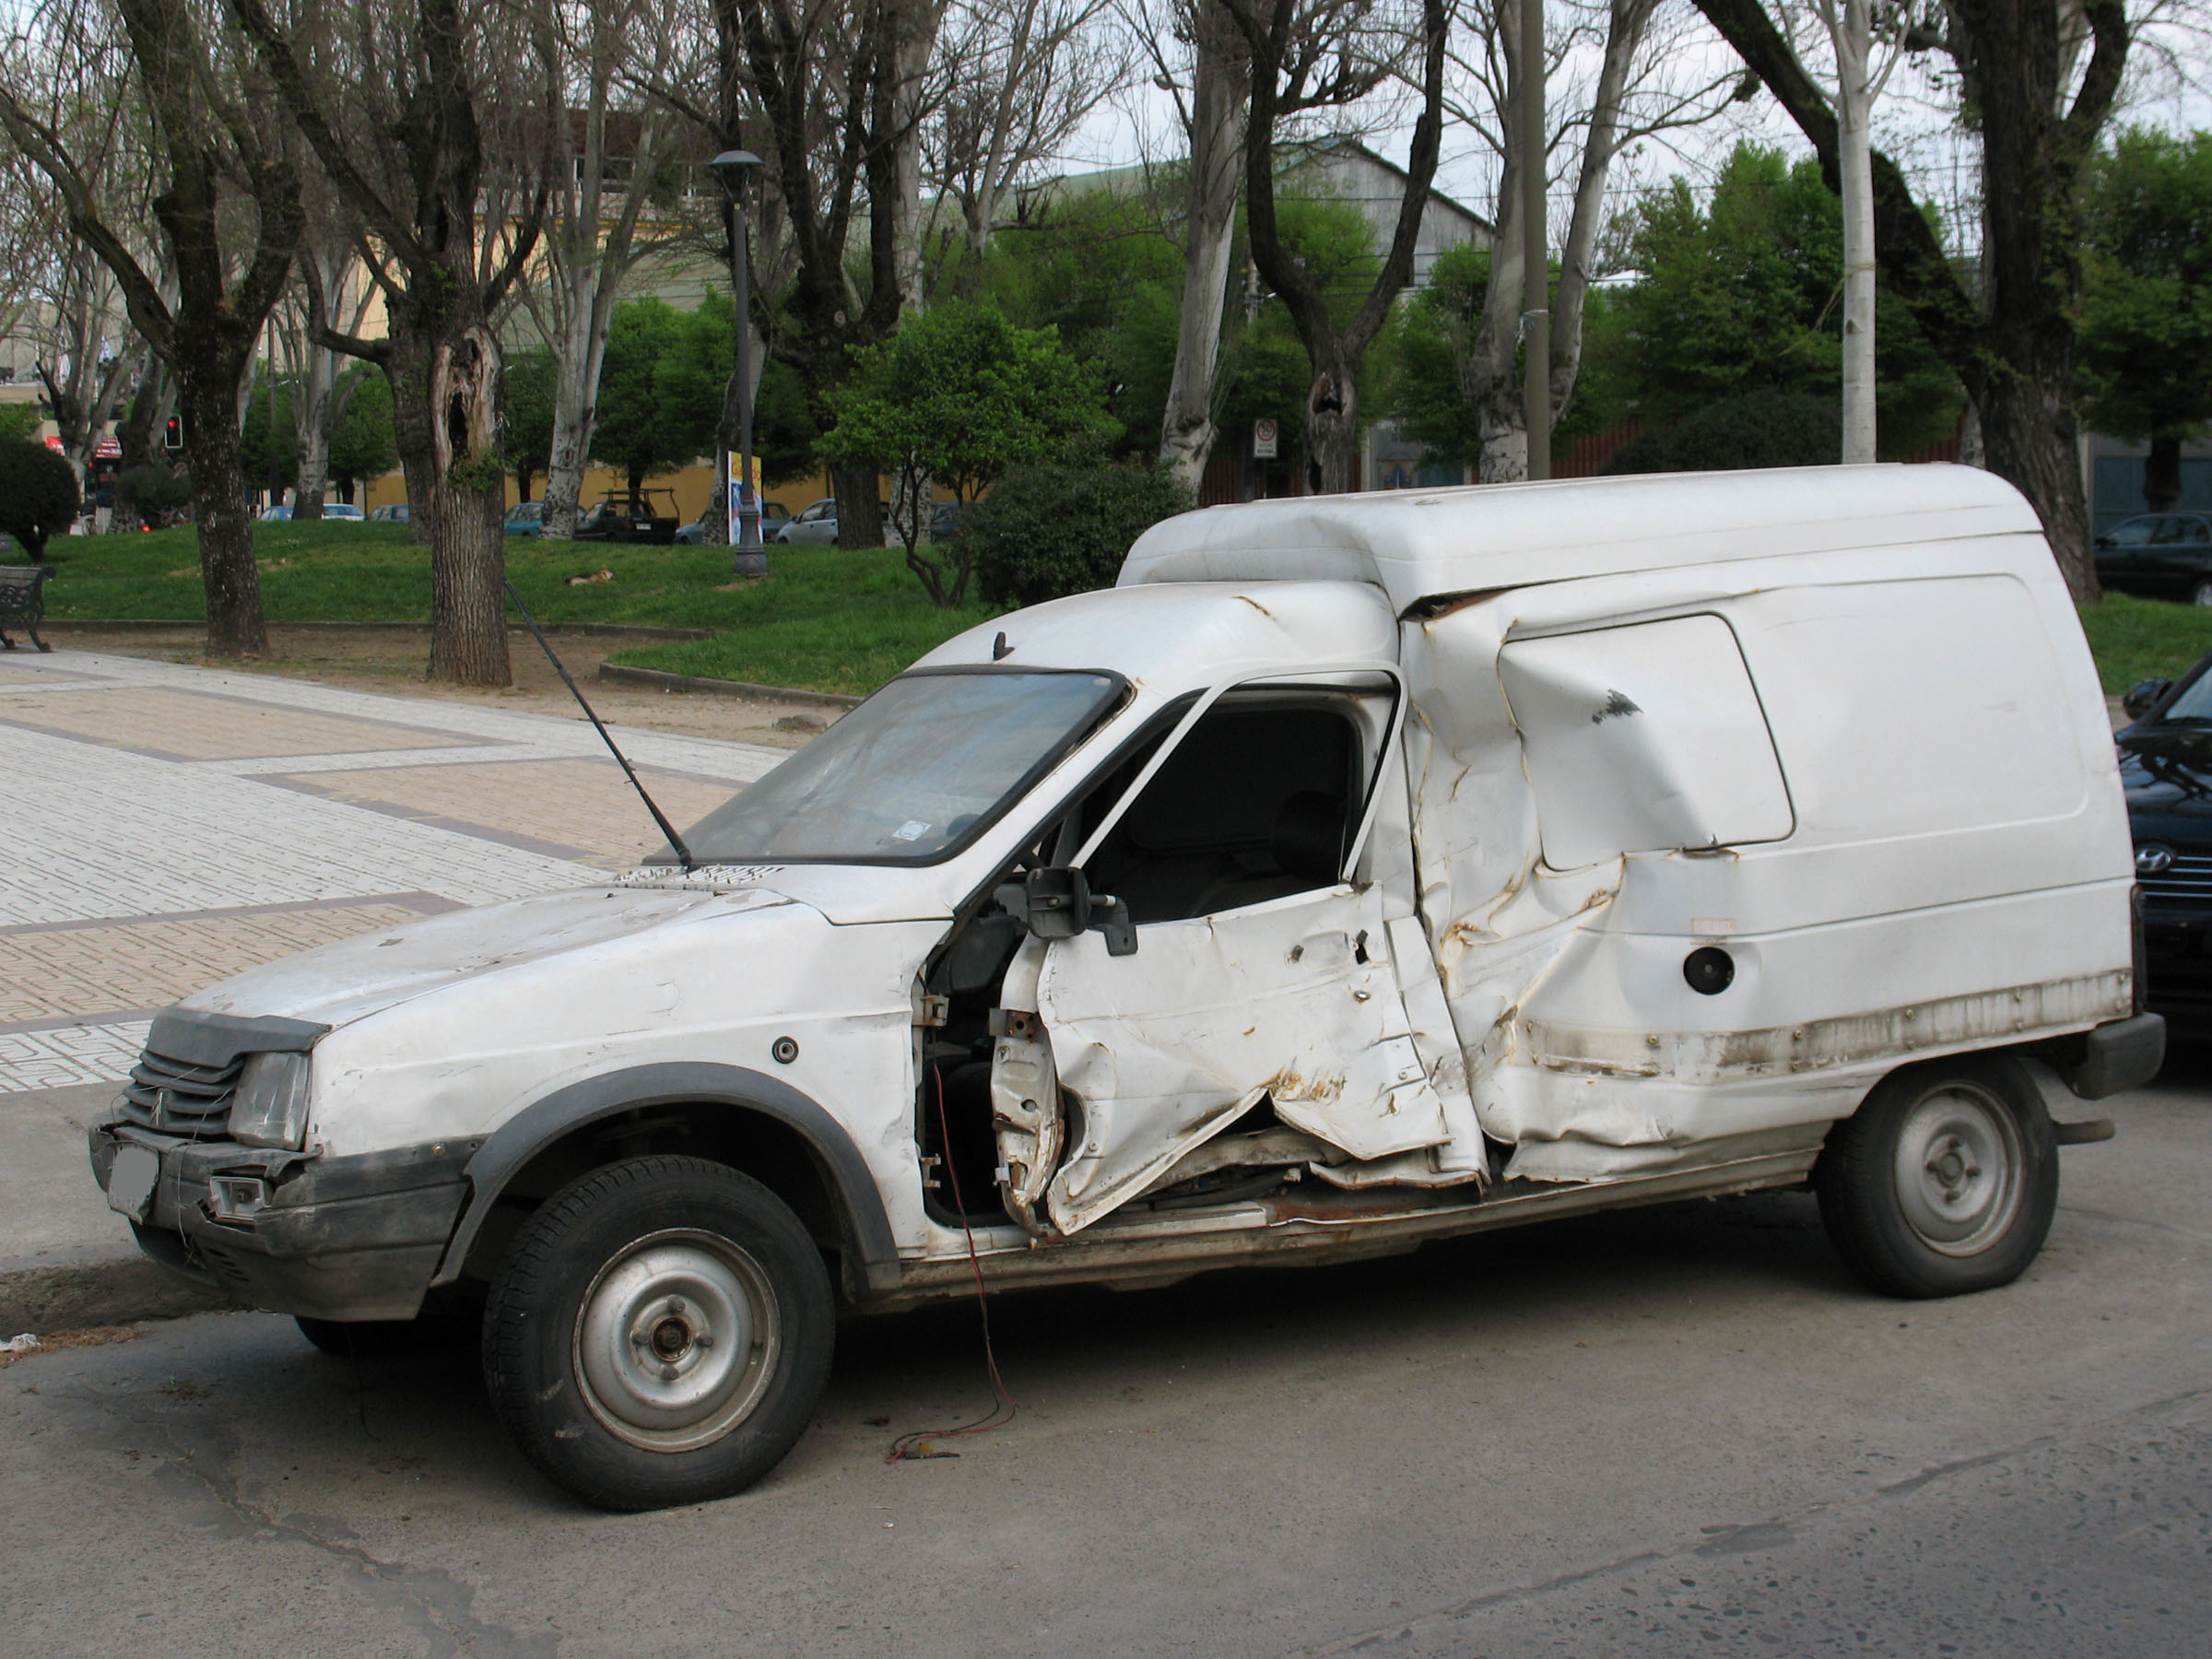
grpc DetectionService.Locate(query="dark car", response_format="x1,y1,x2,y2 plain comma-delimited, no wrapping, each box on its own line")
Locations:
2094,512,2212,606
575,489,680,545
673,499,792,545
2118,653,2212,1030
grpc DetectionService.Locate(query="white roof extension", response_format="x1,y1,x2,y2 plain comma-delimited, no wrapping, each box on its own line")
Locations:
1118,464,2045,616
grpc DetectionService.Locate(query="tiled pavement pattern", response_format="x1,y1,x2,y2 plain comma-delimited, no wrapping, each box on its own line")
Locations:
0,647,785,1092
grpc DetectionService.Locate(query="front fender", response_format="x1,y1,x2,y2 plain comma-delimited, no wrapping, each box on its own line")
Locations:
432,1062,901,1294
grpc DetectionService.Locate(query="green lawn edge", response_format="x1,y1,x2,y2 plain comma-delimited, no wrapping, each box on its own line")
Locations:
18,522,2212,700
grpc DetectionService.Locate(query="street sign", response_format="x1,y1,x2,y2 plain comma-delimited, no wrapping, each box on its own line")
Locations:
42,435,63,453
94,436,121,459
1253,418,1278,459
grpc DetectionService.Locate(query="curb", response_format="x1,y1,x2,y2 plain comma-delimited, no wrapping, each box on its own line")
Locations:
0,1250,237,1334
596,663,864,710
52,619,713,641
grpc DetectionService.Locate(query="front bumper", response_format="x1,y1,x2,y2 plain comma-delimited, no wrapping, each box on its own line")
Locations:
2143,902,2212,1034
88,1121,479,1322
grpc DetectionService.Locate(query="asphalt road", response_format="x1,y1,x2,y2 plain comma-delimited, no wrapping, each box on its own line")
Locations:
5,1062,2207,1659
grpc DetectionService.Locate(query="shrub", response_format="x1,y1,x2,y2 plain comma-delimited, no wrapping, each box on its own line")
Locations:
0,438,81,560
115,463,194,519
1602,391,1842,475
968,465,1194,609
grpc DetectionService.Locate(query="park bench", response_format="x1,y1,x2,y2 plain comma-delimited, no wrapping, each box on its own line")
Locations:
0,565,53,652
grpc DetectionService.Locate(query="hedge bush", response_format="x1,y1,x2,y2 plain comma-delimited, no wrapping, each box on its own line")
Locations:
1603,392,1842,476
967,464,1194,608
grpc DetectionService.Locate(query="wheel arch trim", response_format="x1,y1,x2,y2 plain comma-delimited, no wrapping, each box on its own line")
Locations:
433,1063,902,1294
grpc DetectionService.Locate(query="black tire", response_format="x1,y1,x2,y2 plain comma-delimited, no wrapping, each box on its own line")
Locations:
481,1156,834,1512
1816,1056,2058,1299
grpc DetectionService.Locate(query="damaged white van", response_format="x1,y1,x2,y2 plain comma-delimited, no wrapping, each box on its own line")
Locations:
91,465,2159,1511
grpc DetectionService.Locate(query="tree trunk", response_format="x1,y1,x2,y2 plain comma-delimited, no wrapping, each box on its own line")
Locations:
1827,0,1877,463
833,465,885,547
176,353,268,656
1980,370,2092,602
415,322,510,685
1159,3,1246,493
115,359,169,471
543,264,617,539
1304,339,1362,495
1469,59,1528,484
2144,435,2182,512
292,340,335,518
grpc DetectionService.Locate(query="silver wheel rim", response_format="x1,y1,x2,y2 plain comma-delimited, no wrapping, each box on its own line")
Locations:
572,1229,781,1453
1890,1082,2024,1257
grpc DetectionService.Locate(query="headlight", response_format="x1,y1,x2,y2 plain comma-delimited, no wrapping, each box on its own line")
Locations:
229,1051,311,1148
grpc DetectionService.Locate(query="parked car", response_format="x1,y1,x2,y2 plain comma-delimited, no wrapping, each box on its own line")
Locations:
504,501,545,537
2093,512,2212,605
368,504,410,524
772,497,841,544
673,500,793,545
928,500,962,542
773,498,890,545
257,502,364,524
575,490,680,545
90,465,2154,1513
2116,651,2212,1032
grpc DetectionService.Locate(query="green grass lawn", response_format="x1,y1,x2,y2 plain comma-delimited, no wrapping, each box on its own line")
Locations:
2075,591,2212,694
22,522,2212,700
23,522,995,696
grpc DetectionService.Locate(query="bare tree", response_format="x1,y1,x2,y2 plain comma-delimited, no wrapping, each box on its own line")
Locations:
282,188,379,518
1691,0,2126,602
925,0,1130,292
1221,0,1449,494
232,0,559,684
1449,0,1740,480
0,0,301,655
1132,0,1249,489
525,0,702,539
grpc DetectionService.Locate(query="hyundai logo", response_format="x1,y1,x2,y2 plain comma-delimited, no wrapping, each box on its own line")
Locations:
2136,843,2175,877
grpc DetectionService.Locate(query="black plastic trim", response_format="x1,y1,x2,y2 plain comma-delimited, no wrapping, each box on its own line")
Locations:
432,1063,903,1294
2064,1013,2166,1100
147,1008,330,1068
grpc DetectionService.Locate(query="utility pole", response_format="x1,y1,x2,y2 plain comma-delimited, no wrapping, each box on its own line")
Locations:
1521,0,1550,481
265,315,281,512
712,150,766,578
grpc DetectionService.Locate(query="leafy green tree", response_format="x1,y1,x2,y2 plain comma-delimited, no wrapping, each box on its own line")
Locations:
1602,391,1842,473
1613,145,1959,455
0,437,82,559
592,298,695,497
503,351,558,502
818,300,1117,606
238,371,297,495
329,370,399,502
0,404,42,443
2078,128,2212,512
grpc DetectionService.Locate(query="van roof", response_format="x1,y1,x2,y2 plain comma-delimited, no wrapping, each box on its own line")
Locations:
1117,464,2044,615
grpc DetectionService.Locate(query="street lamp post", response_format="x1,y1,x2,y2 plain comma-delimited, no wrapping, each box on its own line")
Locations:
710,149,766,578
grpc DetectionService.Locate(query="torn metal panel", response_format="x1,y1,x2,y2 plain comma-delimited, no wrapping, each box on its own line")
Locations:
1137,1126,1345,1196
1496,616,1794,867
1037,884,1452,1234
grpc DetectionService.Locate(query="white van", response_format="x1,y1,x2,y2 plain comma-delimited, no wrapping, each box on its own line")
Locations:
92,465,2158,1510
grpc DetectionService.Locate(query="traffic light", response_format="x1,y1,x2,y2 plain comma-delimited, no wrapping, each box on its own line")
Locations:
162,415,182,452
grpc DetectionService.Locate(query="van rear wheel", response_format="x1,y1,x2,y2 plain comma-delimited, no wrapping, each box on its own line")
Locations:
1816,1057,2057,1299
481,1155,834,1512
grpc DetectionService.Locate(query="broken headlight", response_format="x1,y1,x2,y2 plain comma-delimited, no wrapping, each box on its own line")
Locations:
229,1051,311,1149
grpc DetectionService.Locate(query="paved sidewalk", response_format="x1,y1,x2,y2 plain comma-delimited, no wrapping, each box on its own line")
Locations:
0,644,785,1328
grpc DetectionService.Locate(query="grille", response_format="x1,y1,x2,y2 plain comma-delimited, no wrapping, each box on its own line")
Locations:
118,1045,241,1137
2140,850,2212,901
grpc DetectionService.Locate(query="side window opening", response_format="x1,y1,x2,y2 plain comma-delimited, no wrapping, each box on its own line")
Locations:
1086,701,1362,924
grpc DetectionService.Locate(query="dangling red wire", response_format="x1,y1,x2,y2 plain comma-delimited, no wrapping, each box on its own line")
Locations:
888,1065,1018,1462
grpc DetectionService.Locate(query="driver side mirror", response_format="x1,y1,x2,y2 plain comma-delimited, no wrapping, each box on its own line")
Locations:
2124,678,2173,721
997,866,1137,956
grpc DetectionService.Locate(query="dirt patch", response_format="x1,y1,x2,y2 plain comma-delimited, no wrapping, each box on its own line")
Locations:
47,624,831,750
0,1324,142,1370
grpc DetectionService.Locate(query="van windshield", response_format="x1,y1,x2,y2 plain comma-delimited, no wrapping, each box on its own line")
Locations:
672,669,1124,865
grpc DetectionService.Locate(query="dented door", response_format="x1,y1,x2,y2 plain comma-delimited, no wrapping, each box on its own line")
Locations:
1034,883,1452,1233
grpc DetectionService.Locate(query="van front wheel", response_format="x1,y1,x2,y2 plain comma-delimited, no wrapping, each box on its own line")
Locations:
482,1155,834,1511
1816,1058,2057,1299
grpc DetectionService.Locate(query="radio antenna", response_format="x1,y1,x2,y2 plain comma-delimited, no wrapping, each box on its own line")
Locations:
503,579,695,871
